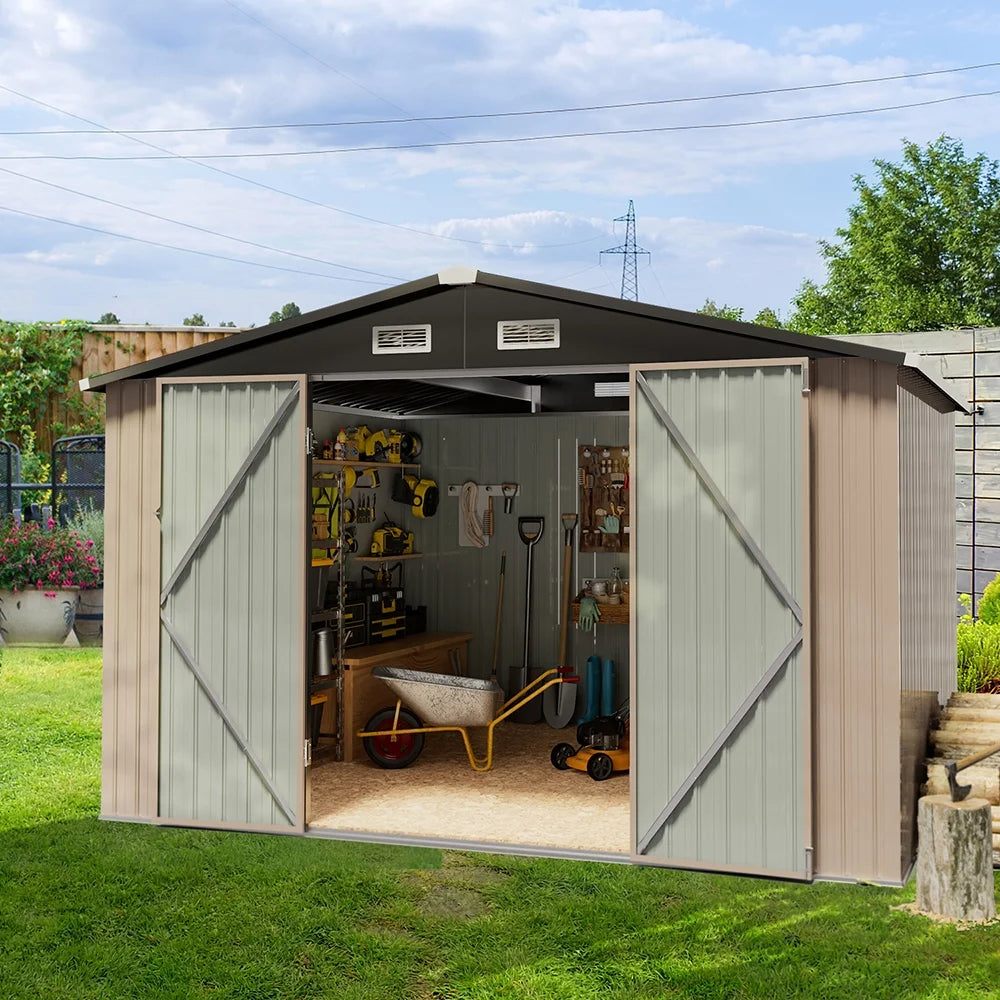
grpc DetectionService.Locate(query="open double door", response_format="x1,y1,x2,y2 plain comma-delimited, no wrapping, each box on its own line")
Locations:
154,361,812,879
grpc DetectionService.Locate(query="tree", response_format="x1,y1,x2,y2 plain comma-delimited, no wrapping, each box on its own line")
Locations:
751,306,783,328
696,298,743,322
789,136,1000,336
269,302,302,325
219,320,237,328
98,312,119,324
183,313,205,326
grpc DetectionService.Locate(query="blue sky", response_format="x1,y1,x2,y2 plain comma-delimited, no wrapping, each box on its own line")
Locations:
1,0,999,326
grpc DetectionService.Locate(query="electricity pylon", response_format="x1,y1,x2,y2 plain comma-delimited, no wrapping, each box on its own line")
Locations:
600,200,649,301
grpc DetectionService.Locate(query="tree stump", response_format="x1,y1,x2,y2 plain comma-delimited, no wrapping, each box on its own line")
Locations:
916,795,996,921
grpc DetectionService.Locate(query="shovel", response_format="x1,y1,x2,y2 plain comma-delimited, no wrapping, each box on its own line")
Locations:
544,513,579,728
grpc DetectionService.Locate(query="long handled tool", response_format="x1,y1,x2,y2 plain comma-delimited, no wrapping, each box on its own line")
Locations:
490,550,506,683
510,516,544,722
544,513,579,728
946,738,1000,800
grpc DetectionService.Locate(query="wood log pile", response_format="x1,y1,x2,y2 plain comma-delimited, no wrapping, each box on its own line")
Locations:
922,692,1000,867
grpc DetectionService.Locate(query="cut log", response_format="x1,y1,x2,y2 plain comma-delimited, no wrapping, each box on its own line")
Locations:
935,721,1000,736
948,693,1000,709
940,707,1000,724
916,795,996,922
923,762,1000,803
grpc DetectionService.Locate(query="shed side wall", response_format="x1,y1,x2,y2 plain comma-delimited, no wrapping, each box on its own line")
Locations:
898,382,955,872
101,379,160,820
811,359,902,883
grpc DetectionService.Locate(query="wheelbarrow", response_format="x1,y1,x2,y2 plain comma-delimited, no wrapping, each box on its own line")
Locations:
358,665,579,771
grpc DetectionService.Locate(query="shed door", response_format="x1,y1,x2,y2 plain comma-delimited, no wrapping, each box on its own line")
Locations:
630,361,812,879
158,377,308,832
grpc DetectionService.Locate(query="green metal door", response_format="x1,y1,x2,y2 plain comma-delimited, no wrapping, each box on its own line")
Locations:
158,376,308,832
630,361,812,879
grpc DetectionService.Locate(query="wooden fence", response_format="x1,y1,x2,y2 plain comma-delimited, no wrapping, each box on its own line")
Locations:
33,325,243,453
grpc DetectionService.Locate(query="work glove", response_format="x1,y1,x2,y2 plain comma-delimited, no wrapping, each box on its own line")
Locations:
578,596,602,632
599,514,621,534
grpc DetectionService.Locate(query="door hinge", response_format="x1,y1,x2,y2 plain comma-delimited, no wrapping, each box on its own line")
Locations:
304,739,312,767
805,846,814,880
801,363,812,396
306,427,316,456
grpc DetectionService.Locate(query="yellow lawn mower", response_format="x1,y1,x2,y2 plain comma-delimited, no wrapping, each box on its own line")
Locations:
551,702,630,781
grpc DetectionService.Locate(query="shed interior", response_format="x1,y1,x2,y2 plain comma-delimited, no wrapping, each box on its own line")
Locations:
304,371,634,856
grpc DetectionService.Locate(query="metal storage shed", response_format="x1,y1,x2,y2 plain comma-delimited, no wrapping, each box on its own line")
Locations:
87,267,965,885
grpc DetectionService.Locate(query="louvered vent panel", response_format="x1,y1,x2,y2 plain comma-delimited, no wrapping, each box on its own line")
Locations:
496,318,560,350
371,324,432,355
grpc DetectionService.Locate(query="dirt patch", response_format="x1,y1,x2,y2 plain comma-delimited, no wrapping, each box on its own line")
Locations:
419,882,491,919
892,901,1000,930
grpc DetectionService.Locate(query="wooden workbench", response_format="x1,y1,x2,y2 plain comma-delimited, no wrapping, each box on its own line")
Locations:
321,631,474,763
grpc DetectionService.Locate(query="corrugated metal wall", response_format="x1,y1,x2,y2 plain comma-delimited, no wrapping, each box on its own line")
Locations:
101,379,160,821
159,380,305,829
412,413,630,712
811,359,902,883
897,382,955,873
632,364,806,876
832,329,990,609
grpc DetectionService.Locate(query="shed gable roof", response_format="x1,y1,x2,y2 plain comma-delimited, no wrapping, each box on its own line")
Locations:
81,269,967,413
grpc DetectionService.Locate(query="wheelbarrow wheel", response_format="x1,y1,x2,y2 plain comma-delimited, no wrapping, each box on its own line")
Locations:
363,707,425,769
587,752,614,781
551,742,575,770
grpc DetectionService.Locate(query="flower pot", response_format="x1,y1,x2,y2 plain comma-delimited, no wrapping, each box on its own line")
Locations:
0,588,80,645
74,587,104,646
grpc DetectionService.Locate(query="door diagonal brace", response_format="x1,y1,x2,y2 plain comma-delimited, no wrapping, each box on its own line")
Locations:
160,384,300,605
636,629,803,855
161,612,297,826
636,372,802,623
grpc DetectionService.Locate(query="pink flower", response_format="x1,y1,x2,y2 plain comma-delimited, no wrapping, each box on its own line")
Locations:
44,591,55,598
46,518,55,529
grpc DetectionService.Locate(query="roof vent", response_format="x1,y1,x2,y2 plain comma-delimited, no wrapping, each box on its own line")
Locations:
497,318,560,351
372,324,432,355
594,381,629,397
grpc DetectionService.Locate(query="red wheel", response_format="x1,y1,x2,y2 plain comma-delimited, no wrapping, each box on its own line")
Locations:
363,707,425,769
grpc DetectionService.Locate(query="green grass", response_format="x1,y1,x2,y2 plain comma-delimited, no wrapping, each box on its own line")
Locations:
2,649,1000,999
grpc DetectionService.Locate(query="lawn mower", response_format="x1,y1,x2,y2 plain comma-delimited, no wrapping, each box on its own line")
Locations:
550,701,629,781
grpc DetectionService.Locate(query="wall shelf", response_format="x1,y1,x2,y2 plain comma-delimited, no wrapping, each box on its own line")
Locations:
354,553,424,562
313,460,420,471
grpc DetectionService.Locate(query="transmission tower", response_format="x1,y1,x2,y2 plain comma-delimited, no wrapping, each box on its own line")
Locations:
600,200,649,301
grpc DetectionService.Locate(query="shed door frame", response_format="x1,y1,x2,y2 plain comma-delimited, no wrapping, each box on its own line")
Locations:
628,358,813,879
156,374,309,834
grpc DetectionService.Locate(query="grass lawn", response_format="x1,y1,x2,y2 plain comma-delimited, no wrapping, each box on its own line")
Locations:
2,650,1000,999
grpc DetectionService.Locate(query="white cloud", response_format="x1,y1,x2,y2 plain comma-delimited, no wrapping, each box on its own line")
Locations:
781,23,867,54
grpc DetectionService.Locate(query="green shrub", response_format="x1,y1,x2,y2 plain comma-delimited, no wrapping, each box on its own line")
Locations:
978,574,1000,624
956,590,1000,692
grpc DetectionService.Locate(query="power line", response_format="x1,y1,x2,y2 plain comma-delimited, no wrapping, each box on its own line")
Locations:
0,166,403,281
0,204,396,285
0,83,602,251
4,89,995,161
6,59,997,137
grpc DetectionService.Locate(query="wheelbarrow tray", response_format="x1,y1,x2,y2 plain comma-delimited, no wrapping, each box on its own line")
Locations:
371,666,504,728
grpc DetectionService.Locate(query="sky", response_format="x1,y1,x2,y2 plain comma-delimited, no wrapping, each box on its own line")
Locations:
1,0,999,327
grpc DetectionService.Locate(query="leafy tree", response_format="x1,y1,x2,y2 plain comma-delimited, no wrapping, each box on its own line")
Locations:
696,298,743,322
751,306,783,328
269,302,302,325
183,313,206,326
98,312,119,324
219,320,237,328
790,136,1000,336
0,320,104,454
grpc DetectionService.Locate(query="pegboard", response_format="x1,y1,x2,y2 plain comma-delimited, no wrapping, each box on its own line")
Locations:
578,444,629,553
